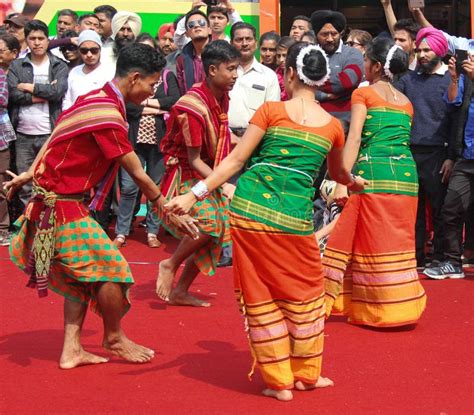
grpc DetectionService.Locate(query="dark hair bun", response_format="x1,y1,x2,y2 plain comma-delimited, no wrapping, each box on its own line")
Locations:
301,49,328,83
366,37,409,77
388,47,409,75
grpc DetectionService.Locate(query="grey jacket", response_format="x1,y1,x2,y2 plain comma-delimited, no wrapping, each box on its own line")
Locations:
7,52,68,130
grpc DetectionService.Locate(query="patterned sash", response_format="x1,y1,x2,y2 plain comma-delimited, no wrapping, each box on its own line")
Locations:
25,186,83,297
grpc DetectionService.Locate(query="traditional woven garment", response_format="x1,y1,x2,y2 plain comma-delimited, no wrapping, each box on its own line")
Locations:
10,82,134,304
230,102,344,390
11,215,133,315
352,89,419,196
323,87,426,327
155,81,231,276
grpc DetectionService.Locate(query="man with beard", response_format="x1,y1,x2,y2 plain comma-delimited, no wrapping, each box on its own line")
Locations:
395,27,454,271
157,23,176,57
175,10,210,95
310,10,364,133
101,11,142,67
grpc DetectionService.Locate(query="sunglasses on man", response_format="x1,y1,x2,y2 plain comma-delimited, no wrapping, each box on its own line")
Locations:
187,19,207,30
79,47,100,55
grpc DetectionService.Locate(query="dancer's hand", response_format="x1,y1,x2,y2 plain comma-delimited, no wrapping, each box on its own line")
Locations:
222,183,235,200
349,175,369,192
165,192,197,215
166,213,200,240
3,170,32,201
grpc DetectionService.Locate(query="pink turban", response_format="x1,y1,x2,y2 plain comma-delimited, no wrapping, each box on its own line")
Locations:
158,23,175,40
416,27,448,57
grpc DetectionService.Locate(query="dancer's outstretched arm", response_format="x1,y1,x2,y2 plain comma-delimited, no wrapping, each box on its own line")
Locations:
165,124,266,215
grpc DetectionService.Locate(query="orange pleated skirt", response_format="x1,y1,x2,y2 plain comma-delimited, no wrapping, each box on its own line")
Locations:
323,193,426,327
230,212,325,390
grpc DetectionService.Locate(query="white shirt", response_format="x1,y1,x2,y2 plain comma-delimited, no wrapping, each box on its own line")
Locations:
17,58,51,135
100,42,116,67
63,63,115,110
228,57,280,129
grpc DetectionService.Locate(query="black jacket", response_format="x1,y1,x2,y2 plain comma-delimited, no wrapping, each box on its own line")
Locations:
7,52,68,130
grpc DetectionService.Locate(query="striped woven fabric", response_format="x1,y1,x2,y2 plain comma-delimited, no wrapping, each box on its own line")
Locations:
323,193,427,327
231,212,326,390
154,178,229,276
231,122,339,235
10,215,133,316
351,88,419,197
50,85,128,145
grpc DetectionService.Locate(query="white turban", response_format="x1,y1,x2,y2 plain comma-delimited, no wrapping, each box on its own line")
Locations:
111,11,142,40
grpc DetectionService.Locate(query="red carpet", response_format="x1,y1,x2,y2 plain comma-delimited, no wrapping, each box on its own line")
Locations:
1,225,473,414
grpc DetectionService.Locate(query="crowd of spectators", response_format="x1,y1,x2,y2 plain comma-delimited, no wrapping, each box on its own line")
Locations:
0,0,472,277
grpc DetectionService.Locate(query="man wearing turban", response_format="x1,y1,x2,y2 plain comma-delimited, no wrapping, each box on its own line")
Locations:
395,27,454,272
157,23,176,57
101,11,142,66
309,10,364,132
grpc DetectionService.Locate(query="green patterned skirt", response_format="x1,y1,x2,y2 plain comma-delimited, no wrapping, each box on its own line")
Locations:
10,215,133,316
154,178,230,276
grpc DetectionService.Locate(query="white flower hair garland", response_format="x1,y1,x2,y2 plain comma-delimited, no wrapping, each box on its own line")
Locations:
296,44,331,87
383,44,403,80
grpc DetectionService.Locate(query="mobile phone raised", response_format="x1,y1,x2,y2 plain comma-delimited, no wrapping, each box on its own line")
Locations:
408,0,425,8
455,49,468,74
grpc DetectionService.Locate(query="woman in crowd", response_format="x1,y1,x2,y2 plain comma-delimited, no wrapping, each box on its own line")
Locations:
345,29,372,56
165,42,366,401
59,30,81,71
323,37,427,327
114,34,180,248
0,33,20,246
275,36,296,101
259,30,280,70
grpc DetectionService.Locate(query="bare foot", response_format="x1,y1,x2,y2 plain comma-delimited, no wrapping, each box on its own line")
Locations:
59,347,109,369
104,336,155,363
262,388,293,401
168,291,211,307
156,260,175,301
294,376,334,390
